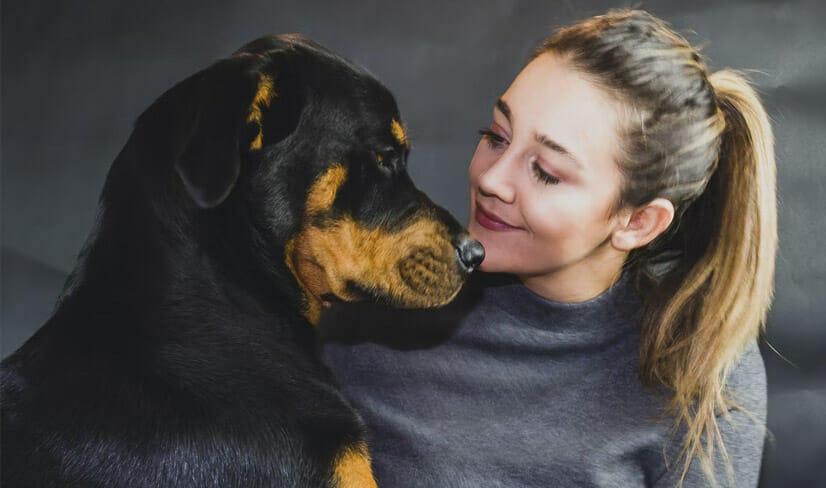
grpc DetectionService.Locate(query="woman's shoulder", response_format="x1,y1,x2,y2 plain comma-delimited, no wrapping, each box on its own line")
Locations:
651,340,767,487
724,338,767,418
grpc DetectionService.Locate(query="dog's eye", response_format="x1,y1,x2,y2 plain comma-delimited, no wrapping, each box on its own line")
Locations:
375,150,395,165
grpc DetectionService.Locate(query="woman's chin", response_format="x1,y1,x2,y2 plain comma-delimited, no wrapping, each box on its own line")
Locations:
476,254,509,273
468,225,518,273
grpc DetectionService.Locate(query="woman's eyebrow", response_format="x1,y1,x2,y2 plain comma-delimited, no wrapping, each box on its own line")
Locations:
534,133,583,171
495,98,511,120
497,97,582,171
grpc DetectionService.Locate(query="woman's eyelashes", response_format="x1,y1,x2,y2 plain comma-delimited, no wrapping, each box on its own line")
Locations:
478,128,507,149
532,161,561,185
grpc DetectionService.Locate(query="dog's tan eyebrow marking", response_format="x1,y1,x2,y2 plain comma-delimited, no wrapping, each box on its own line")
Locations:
247,74,276,150
390,119,408,148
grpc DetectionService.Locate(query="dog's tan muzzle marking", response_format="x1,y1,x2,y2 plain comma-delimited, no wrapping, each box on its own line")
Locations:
285,165,464,324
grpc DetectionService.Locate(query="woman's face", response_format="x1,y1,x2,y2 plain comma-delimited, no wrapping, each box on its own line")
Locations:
468,53,629,282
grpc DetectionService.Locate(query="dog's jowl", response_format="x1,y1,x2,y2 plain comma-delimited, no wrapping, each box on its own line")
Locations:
0,35,483,487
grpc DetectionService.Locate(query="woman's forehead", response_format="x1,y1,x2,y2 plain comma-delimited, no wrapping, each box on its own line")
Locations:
500,53,625,171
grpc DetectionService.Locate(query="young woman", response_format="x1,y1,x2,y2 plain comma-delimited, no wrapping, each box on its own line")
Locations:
322,9,776,487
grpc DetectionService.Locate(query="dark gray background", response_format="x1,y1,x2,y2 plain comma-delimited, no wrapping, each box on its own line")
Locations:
2,0,824,486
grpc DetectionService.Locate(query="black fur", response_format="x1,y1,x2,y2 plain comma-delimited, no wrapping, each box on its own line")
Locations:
1,35,476,487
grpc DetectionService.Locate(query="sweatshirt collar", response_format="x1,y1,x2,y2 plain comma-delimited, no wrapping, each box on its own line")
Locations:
477,271,641,340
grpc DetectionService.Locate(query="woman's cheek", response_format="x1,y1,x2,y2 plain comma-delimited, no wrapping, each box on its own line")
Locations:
479,240,526,273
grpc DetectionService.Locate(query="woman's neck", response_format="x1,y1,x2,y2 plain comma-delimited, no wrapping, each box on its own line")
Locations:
518,244,627,303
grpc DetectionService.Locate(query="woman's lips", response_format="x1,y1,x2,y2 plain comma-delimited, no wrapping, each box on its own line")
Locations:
475,203,520,231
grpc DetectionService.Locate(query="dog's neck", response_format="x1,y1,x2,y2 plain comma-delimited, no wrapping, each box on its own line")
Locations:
56,152,307,345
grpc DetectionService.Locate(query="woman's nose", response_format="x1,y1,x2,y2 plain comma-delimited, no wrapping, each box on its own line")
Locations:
477,154,517,203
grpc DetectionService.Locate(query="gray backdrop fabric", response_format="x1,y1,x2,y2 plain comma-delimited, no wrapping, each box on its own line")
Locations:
2,1,824,486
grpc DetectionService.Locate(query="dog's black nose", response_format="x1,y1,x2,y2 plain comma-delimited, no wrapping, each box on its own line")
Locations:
455,236,485,273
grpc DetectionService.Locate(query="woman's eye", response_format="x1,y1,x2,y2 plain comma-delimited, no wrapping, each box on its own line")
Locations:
478,128,508,150
532,161,561,185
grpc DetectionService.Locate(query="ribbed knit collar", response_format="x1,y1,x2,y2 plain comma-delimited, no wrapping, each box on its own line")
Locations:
476,271,642,343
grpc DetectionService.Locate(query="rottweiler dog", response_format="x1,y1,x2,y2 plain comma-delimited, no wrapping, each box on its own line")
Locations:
1,35,484,487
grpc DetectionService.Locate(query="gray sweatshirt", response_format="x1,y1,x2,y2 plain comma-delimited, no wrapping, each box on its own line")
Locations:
319,273,766,487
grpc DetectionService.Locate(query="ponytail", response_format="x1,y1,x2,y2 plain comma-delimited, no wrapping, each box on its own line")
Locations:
637,70,777,486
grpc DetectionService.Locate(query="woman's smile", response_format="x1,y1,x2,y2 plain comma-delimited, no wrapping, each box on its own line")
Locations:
474,202,521,231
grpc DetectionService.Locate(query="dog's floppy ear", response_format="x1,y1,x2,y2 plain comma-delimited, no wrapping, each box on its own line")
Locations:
137,53,274,208
174,54,271,208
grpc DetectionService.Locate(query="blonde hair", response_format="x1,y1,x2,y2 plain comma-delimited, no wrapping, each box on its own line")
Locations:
539,10,777,486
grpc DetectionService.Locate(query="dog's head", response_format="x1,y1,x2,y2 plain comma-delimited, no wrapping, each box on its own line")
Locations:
134,34,483,324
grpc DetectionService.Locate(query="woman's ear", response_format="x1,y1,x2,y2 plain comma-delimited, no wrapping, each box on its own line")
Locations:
611,198,675,251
